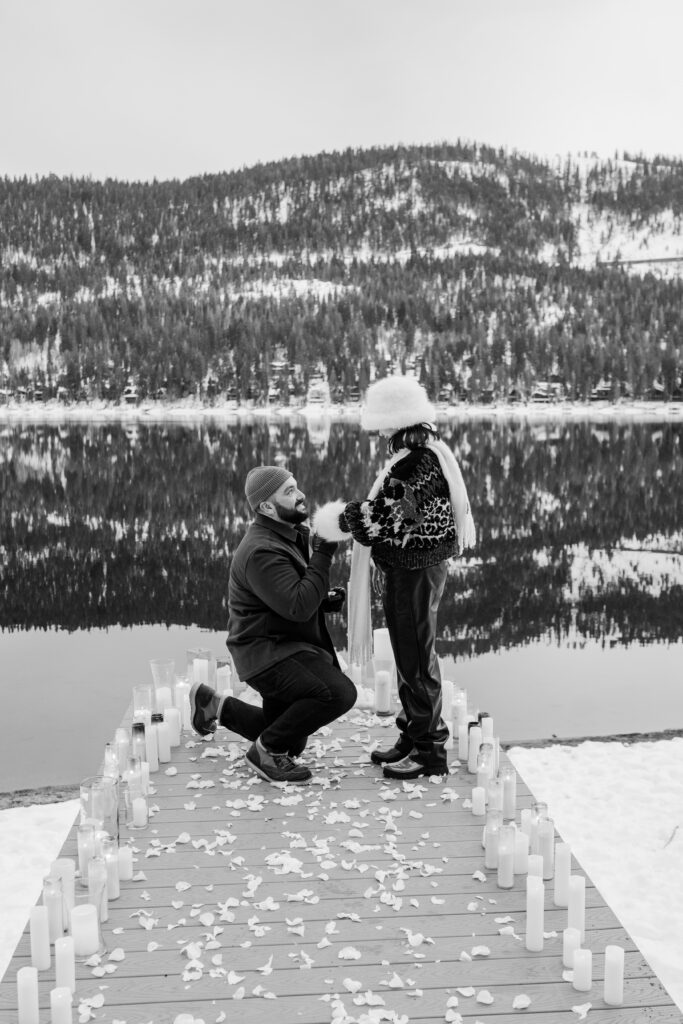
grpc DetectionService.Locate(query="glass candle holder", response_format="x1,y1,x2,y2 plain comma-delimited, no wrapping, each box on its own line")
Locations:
483,808,503,869
76,823,96,888
487,774,504,814
102,742,119,780
87,856,108,923
500,764,517,820
102,837,120,901
186,647,216,686
122,780,149,830
132,684,153,726
70,892,106,960
174,678,191,732
150,658,175,712
42,874,64,942
374,670,392,716
497,824,516,889
215,658,233,696
530,800,549,855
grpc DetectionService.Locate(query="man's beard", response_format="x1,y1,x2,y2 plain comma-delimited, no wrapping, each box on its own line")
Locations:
273,499,308,525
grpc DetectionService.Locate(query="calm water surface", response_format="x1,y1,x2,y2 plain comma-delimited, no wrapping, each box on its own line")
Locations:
1,415,682,788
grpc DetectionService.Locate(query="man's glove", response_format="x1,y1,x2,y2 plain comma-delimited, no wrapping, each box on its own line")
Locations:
321,586,346,613
312,534,338,557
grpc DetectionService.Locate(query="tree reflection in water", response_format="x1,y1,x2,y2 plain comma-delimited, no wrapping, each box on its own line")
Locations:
0,417,681,656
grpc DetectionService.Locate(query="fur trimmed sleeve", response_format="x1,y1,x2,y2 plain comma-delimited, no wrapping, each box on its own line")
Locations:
311,500,351,542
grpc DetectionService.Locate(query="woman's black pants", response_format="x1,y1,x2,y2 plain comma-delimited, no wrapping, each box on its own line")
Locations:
382,561,449,772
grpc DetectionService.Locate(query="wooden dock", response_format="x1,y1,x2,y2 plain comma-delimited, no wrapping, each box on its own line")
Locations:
0,709,679,1023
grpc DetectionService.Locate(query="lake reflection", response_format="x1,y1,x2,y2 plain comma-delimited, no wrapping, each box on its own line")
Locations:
1,416,682,654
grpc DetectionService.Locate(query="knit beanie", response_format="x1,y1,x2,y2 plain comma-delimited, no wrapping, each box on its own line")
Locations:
245,465,292,511
360,375,436,433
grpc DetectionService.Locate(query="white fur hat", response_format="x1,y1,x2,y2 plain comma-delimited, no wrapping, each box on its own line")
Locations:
360,375,436,433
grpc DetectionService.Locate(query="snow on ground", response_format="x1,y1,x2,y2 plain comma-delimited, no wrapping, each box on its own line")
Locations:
1,740,682,1012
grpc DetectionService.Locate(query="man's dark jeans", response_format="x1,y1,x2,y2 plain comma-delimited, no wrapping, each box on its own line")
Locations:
228,650,357,755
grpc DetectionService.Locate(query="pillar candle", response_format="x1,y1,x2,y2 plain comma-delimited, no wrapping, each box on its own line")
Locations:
471,786,486,816
527,853,543,878
102,838,120,900
50,985,73,1024
476,763,492,792
165,706,182,746
70,904,100,957
76,824,95,882
501,766,517,819
55,936,76,993
145,719,159,772
452,688,467,727
194,657,209,685
487,776,503,813
553,842,571,907
87,857,108,923
30,905,51,970
467,725,482,774
174,678,190,722
538,818,555,879
216,664,232,693
458,723,469,761
51,858,75,931
520,807,532,837
525,876,544,952
118,844,133,880
43,875,64,942
155,685,173,712
513,830,529,874
497,825,515,889
562,925,581,968
374,670,392,715
133,794,148,827
603,944,625,1006
131,722,147,763
114,729,130,775
572,948,592,991
373,627,393,661
568,874,586,941
480,714,494,741
17,965,39,1024
156,716,171,763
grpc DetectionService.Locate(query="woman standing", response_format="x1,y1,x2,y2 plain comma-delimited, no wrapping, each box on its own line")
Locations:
313,375,475,779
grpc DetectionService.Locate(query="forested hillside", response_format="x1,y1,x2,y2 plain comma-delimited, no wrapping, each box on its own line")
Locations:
2,141,683,402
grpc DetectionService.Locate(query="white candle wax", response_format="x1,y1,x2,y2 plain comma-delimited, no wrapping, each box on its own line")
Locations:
373,627,393,661
43,877,64,942
458,723,469,761
165,706,182,746
502,768,517,819
174,679,189,709
538,819,555,879
572,948,592,991
467,725,482,773
471,786,486,816
132,795,148,827
76,827,95,881
374,670,392,715
525,876,545,951
146,719,159,772
118,845,134,880
603,944,625,1006
487,776,503,813
87,858,108,923
194,657,209,685
476,764,491,791
17,965,39,1024
527,853,543,878
155,685,173,712
115,734,130,775
513,831,529,874
484,823,499,870
70,904,100,957
30,905,51,970
568,874,586,941
497,827,515,889
562,925,581,969
52,858,75,930
55,935,76,992
480,715,494,741
553,842,571,907
156,719,171,762
216,665,231,693
520,807,533,837
50,985,73,1024
140,761,150,794
103,843,120,900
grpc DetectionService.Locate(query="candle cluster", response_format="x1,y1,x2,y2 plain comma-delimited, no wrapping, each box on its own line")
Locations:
18,652,208,1023
455,687,626,1007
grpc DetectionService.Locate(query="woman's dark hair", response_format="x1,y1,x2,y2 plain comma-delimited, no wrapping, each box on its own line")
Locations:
387,423,440,454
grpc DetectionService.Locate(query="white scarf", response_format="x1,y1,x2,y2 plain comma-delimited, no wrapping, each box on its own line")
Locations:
346,439,476,666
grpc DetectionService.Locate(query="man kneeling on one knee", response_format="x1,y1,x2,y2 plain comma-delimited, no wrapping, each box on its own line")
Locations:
190,464,356,784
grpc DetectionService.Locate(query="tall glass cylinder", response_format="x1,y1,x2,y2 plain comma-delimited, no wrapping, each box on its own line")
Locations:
500,764,517,820
150,658,175,712
76,824,96,887
42,875,64,943
497,824,515,889
132,684,153,727
87,856,108,923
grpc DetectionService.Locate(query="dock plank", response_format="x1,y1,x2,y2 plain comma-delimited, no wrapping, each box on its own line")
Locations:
0,708,679,1023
